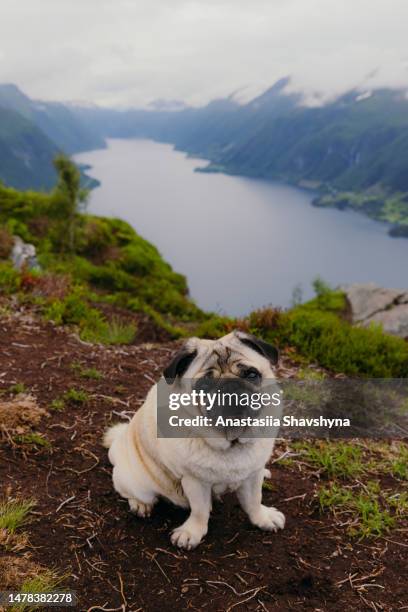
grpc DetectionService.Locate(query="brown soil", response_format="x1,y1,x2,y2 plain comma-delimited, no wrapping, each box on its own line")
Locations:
0,308,407,611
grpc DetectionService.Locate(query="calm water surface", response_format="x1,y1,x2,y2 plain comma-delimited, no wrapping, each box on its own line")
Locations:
75,139,408,316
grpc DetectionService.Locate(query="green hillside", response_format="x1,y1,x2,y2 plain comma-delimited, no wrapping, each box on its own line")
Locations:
0,106,58,190
0,84,104,190
0,84,104,153
1,160,407,378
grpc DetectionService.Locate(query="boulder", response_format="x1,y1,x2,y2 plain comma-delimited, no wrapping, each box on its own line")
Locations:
11,236,40,271
342,282,408,339
367,304,408,339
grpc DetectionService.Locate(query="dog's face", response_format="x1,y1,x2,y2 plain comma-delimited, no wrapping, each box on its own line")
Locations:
163,331,278,446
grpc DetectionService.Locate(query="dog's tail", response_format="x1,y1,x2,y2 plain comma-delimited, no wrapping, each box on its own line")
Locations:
103,422,128,449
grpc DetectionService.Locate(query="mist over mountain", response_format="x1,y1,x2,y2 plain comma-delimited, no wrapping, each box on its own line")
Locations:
71,78,408,195
1,79,408,208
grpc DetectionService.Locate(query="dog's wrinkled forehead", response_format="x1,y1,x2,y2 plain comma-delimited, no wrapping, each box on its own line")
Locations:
163,331,278,383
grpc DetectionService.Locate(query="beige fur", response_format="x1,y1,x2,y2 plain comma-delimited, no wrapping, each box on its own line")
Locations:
104,331,285,549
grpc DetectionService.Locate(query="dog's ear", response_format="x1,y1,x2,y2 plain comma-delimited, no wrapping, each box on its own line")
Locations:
236,331,279,365
163,348,198,384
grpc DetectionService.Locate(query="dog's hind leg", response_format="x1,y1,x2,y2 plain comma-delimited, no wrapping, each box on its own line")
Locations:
129,497,156,518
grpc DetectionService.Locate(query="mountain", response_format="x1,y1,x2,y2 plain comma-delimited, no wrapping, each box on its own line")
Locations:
209,88,408,193
71,80,408,193
0,84,105,190
0,105,58,190
70,80,408,233
0,84,105,153
2,79,408,219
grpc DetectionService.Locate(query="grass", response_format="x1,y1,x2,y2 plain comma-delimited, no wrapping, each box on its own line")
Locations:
63,388,89,404
13,432,51,449
390,444,408,480
71,362,102,380
293,441,366,479
81,318,137,345
50,398,65,411
0,499,35,534
11,570,63,612
317,481,404,538
9,383,27,395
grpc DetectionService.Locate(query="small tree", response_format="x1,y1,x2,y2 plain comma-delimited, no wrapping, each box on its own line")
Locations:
53,154,88,253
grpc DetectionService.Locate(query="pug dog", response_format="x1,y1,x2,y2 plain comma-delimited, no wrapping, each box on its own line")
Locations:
103,331,285,550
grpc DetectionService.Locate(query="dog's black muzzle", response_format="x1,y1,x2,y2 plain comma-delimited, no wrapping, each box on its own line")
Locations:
193,377,259,441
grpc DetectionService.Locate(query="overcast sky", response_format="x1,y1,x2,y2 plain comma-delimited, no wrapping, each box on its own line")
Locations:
1,0,408,108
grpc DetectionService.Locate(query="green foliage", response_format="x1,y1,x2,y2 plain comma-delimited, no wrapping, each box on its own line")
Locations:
0,226,14,258
13,570,63,612
71,362,103,380
53,154,88,253
248,296,408,377
389,445,408,480
81,318,137,345
193,315,232,339
293,441,365,479
0,499,35,533
318,481,400,538
50,398,65,411
314,190,408,236
1,178,407,377
0,263,21,293
285,308,408,377
310,277,347,312
9,383,27,395
63,388,89,405
14,432,51,449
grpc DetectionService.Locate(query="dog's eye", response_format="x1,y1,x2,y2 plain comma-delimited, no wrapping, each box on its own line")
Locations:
242,368,261,381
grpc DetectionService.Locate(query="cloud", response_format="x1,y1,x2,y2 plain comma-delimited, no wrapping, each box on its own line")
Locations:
0,0,407,107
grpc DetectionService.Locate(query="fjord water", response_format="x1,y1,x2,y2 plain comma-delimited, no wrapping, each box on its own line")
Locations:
75,139,408,316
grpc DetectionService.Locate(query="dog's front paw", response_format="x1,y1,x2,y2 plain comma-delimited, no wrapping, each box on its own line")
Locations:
171,521,206,550
252,505,285,532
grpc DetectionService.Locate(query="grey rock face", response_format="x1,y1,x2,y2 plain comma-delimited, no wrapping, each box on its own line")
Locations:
342,283,408,339
11,236,40,271
368,305,408,339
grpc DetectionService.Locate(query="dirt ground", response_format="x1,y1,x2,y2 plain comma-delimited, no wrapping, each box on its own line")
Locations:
0,305,407,611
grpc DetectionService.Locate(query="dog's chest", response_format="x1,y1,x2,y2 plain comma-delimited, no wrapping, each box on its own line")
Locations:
184,443,264,485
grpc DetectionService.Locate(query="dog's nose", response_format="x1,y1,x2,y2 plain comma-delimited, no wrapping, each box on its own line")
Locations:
218,379,253,418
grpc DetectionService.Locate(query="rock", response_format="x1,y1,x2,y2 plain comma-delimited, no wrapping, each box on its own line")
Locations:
342,282,408,339
366,304,408,339
11,236,40,271
397,292,408,305
341,283,404,322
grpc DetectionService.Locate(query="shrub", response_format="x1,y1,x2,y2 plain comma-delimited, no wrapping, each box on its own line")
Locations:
0,227,14,259
0,263,21,294
286,309,408,378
